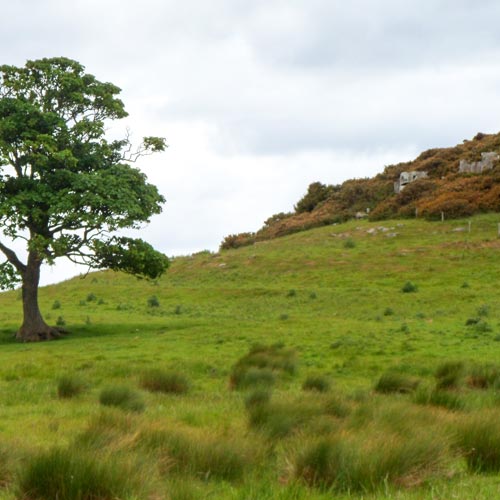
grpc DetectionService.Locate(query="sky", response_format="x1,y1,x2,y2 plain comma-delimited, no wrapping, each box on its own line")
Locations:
2,0,500,284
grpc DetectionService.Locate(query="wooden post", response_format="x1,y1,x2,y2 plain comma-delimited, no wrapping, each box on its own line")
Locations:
468,221,471,233
441,211,445,222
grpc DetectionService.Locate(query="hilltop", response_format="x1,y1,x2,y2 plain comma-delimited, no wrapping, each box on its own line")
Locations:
221,131,500,249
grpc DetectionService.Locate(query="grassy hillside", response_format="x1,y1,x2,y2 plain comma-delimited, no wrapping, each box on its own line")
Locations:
1,214,500,498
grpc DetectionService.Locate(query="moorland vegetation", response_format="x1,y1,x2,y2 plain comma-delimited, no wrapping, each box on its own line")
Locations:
221,131,500,249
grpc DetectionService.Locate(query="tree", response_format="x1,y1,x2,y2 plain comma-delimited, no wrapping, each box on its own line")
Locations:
0,57,169,341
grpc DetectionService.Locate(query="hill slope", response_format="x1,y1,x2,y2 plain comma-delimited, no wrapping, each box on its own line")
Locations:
0,214,500,498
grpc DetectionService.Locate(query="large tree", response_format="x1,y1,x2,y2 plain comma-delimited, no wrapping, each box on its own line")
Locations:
0,57,169,342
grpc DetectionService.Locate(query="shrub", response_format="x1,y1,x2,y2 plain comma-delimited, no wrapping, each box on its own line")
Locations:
303,375,331,393
99,386,145,413
147,295,160,308
401,281,417,293
309,291,317,299
57,374,86,399
294,182,333,214
17,447,141,500
383,307,394,316
86,293,97,302
374,371,419,394
56,316,66,327
286,289,297,297
456,411,500,472
140,369,189,394
220,232,256,250
51,300,61,310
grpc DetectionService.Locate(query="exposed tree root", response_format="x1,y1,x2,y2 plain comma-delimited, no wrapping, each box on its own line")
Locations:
15,326,68,342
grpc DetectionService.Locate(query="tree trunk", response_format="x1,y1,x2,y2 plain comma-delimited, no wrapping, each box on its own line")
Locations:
16,252,62,342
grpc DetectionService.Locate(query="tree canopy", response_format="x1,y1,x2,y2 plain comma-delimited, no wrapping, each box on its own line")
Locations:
0,57,169,341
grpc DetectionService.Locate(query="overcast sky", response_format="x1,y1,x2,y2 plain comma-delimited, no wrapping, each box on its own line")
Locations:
2,0,500,284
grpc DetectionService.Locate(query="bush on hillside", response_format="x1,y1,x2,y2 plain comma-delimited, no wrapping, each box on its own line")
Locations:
220,232,256,250
295,182,334,213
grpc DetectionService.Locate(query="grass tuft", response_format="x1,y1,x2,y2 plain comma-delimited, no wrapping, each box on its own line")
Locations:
57,374,86,399
456,411,500,472
374,371,420,394
140,369,190,394
296,429,450,492
99,386,145,413
302,375,331,393
230,344,297,390
138,428,252,481
401,281,418,293
435,361,465,389
17,446,142,500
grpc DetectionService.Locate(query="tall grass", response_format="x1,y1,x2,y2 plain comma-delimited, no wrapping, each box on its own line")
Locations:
138,428,254,482
99,386,145,413
230,344,297,390
57,374,87,399
374,371,420,394
456,411,500,472
140,369,190,394
17,447,143,500
296,429,450,491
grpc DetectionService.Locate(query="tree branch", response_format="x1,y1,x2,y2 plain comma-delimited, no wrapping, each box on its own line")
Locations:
0,241,26,273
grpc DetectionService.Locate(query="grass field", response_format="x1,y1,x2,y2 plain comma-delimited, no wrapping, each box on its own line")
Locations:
1,214,500,499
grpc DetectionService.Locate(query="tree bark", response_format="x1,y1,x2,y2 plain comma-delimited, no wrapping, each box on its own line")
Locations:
16,252,62,342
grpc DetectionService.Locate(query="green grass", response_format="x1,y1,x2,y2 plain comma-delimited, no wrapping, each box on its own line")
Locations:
1,214,500,497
